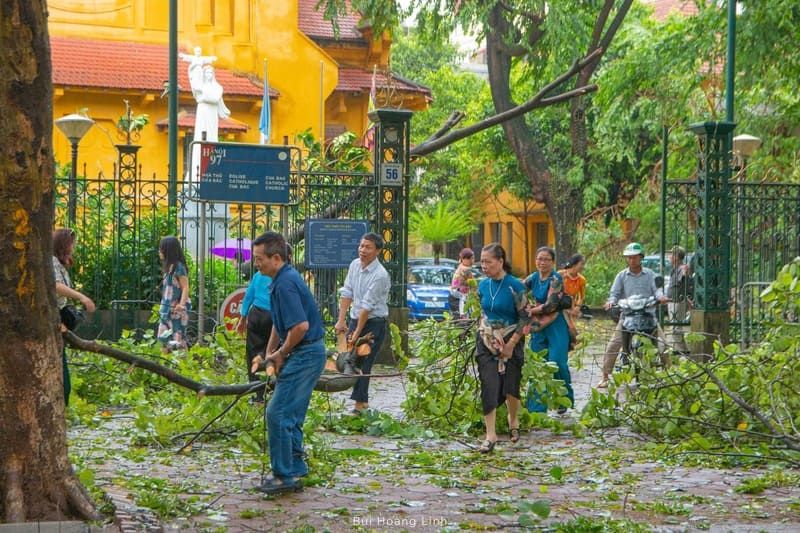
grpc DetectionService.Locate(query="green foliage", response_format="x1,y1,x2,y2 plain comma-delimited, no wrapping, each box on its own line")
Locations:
117,113,150,135
55,177,169,308
390,30,461,80
118,475,207,519
576,218,625,306
294,128,371,172
395,319,573,435
582,259,800,464
736,469,800,495
552,516,652,532
409,200,477,261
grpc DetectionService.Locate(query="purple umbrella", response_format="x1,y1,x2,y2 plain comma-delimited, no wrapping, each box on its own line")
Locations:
210,238,252,261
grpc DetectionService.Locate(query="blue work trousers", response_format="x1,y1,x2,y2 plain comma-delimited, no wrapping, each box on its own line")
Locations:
266,340,326,480
526,312,574,412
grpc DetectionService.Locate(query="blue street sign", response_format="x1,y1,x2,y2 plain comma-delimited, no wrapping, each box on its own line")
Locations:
305,219,370,268
196,142,290,204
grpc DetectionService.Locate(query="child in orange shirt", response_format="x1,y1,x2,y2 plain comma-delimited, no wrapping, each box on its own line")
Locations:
558,254,587,349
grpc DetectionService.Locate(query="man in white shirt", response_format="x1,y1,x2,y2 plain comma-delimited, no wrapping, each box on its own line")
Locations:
334,233,391,413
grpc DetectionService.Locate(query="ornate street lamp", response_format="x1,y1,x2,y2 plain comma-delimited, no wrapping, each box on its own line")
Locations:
55,113,94,225
732,134,762,168
732,133,762,345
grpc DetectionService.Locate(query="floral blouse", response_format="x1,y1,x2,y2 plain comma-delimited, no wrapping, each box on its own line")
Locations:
159,262,188,322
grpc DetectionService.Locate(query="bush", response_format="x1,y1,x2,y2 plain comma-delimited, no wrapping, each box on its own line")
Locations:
581,258,800,465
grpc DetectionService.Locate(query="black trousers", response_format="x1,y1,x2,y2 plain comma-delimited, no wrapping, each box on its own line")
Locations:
475,332,524,415
348,317,387,403
246,306,273,400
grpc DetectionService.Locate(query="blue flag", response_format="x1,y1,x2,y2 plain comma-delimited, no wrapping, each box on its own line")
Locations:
258,62,270,143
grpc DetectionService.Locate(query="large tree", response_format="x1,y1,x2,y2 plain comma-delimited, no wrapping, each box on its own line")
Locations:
333,0,634,258
0,0,98,522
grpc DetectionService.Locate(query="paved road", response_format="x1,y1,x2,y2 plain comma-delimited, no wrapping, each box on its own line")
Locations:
69,319,800,532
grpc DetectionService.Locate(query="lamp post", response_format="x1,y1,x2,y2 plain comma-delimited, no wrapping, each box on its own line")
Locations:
732,134,762,167
732,133,761,346
55,113,94,226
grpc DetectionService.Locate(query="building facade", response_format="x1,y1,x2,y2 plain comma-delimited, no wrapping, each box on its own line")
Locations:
49,0,430,179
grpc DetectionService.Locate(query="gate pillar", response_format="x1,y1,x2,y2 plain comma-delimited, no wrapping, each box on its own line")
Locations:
688,121,736,357
370,108,413,362
115,143,141,302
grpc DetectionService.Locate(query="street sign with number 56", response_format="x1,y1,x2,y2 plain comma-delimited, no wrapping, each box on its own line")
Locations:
381,163,403,186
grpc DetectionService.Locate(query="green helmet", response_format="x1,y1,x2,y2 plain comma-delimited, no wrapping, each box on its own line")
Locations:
623,242,645,257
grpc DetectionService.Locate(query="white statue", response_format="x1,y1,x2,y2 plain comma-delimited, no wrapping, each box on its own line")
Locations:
181,47,231,183
180,47,217,91
181,47,230,143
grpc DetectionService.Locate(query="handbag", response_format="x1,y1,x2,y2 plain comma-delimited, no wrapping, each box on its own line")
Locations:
59,304,84,331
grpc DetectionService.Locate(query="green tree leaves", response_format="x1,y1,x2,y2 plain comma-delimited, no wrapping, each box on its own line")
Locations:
409,200,477,262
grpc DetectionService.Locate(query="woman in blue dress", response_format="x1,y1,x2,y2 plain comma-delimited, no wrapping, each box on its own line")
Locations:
475,243,529,452
525,246,574,413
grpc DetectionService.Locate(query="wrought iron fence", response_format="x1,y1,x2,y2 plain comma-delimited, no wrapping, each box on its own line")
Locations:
662,178,800,343
54,167,379,340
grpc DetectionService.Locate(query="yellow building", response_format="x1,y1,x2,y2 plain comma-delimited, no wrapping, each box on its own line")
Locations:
477,191,554,276
49,0,431,179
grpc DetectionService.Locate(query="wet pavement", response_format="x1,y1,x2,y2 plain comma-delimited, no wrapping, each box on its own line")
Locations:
69,320,800,532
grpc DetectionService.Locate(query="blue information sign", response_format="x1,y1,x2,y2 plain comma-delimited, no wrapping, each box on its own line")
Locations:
195,142,291,204
305,219,369,269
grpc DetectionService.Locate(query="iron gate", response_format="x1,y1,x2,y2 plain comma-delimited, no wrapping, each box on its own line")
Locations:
54,167,386,339
661,178,800,343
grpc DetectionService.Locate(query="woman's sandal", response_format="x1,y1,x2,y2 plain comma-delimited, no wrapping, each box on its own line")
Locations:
478,439,496,453
510,428,520,443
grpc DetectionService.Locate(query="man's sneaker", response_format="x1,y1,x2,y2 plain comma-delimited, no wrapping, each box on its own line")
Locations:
256,476,303,496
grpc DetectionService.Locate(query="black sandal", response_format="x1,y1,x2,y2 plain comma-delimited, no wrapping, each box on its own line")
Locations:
510,428,520,443
478,439,496,453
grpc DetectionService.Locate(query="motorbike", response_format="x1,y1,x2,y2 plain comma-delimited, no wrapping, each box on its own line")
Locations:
614,294,661,372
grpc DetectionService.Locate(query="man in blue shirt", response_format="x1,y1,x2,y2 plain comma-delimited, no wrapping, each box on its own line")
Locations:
249,232,326,496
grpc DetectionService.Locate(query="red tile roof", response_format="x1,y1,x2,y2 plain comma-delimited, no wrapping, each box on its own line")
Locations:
298,0,365,42
50,36,278,98
155,109,249,132
336,68,431,97
642,0,699,21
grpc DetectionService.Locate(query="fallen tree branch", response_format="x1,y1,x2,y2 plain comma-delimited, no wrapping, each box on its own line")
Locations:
64,331,263,397
64,331,401,395
410,48,603,157
696,348,800,452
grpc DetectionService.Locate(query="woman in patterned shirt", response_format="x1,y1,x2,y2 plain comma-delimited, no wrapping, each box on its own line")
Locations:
157,236,190,352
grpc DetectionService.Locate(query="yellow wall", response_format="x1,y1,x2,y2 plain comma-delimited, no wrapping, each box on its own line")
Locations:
50,0,341,178
480,191,553,277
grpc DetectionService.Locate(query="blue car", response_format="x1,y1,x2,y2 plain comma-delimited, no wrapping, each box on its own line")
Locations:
407,265,455,321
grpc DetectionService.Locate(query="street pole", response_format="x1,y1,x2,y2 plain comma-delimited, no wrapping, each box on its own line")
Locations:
726,0,736,123
168,0,178,226
68,141,78,227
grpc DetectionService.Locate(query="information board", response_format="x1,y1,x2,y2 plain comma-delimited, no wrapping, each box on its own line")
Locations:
195,142,291,204
305,219,369,268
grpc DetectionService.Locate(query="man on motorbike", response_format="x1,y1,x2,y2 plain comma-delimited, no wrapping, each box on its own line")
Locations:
596,243,669,388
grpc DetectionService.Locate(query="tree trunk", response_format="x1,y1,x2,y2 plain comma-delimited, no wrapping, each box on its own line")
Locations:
549,180,583,262
0,1,98,522
487,5,579,262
